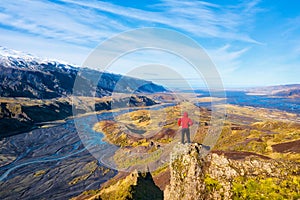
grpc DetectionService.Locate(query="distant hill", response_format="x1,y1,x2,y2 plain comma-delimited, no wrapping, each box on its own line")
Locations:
0,46,167,99
273,87,300,98
248,84,300,98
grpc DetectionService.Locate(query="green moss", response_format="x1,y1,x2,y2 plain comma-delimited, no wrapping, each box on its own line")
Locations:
151,164,169,176
249,129,263,137
171,158,184,174
204,174,222,192
232,176,300,200
233,140,267,154
131,138,149,147
114,133,131,147
157,137,173,144
213,128,248,150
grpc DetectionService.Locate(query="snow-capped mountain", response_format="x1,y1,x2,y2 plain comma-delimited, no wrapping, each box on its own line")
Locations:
0,46,77,71
0,46,37,60
0,46,167,99
0,46,76,66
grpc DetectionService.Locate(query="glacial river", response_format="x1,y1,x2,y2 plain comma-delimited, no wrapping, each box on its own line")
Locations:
0,103,175,199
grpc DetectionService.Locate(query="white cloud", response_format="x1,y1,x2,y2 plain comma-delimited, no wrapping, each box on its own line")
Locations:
0,0,263,54
208,44,249,74
0,0,125,46
55,0,262,43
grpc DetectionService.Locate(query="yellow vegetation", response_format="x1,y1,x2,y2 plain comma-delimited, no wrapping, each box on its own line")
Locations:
69,161,98,185
33,170,46,177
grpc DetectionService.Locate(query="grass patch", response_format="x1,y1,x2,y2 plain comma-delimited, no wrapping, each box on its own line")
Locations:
232,176,300,200
152,163,169,177
113,149,163,170
204,174,222,193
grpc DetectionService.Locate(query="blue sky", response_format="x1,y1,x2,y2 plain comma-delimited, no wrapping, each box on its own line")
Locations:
0,0,299,88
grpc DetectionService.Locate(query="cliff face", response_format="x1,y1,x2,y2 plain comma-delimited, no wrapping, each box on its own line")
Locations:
164,143,205,200
164,143,300,200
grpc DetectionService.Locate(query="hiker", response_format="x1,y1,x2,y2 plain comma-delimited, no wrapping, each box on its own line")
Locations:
178,112,193,143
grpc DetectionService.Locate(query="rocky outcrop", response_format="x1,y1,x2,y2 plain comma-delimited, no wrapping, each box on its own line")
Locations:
164,143,205,200
164,143,300,200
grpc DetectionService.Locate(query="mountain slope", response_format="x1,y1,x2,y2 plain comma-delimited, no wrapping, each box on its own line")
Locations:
0,46,167,99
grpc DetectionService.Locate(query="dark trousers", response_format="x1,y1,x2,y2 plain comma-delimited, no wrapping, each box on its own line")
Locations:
181,128,191,143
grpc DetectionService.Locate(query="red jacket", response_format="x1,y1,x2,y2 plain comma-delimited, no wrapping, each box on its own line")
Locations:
178,112,193,128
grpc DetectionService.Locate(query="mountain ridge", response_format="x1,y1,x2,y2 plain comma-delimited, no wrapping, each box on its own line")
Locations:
0,46,167,99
